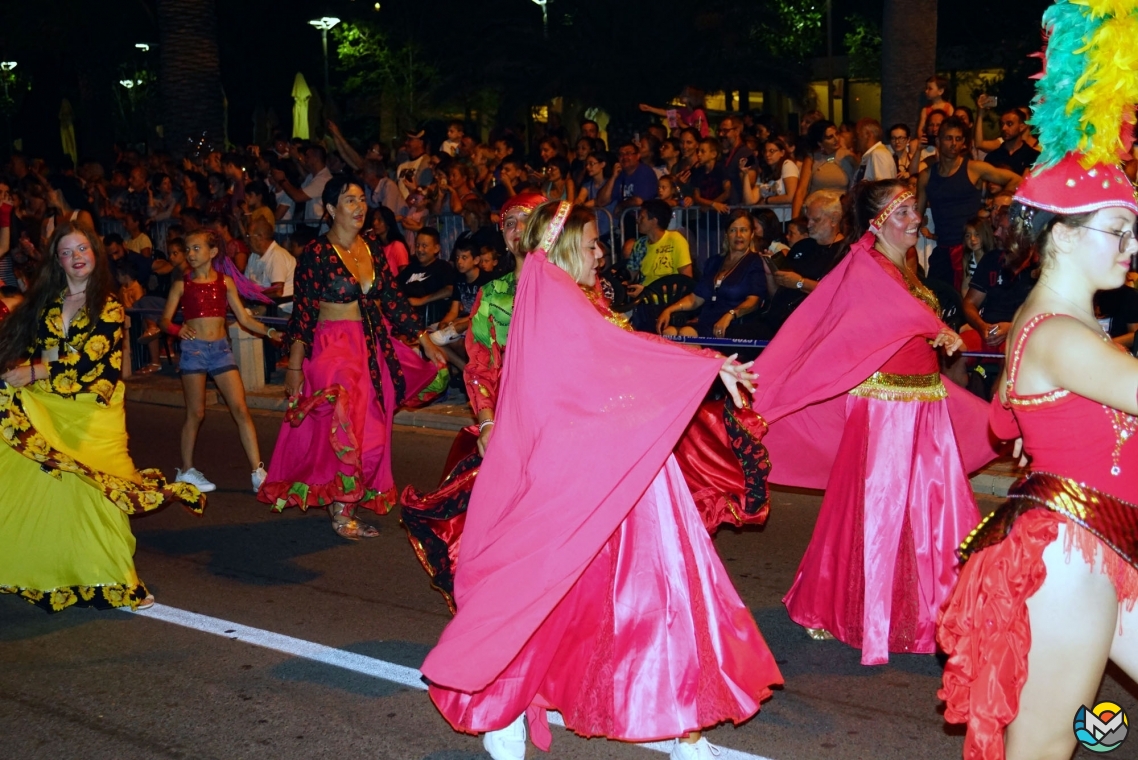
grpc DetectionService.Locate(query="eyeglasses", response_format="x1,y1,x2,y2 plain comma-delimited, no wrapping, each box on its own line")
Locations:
1077,225,1137,253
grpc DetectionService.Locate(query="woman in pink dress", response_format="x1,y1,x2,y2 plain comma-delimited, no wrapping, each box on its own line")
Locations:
753,179,997,665
421,201,783,760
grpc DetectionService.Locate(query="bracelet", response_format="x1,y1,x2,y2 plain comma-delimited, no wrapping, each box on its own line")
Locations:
287,366,303,372
29,363,36,382
478,420,495,433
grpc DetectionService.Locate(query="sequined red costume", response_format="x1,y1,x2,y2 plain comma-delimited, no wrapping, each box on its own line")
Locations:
938,314,1138,759
180,274,228,320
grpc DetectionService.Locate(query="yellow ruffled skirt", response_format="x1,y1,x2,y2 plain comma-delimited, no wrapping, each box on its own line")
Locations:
0,381,204,612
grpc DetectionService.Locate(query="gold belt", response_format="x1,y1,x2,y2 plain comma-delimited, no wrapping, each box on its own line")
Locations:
849,371,947,402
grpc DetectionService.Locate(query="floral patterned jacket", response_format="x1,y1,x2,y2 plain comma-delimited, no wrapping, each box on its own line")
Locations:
286,229,423,410
32,292,124,405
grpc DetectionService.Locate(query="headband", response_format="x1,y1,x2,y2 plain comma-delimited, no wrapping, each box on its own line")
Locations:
499,191,549,230
538,201,572,252
870,190,914,233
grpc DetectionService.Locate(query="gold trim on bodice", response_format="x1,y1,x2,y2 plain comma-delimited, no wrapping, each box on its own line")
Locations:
849,371,947,402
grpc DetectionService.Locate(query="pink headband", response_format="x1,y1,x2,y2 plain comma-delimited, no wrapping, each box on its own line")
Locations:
870,190,914,233
538,201,572,251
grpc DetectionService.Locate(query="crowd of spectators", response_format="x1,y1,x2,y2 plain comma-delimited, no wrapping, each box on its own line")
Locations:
3,78,1136,400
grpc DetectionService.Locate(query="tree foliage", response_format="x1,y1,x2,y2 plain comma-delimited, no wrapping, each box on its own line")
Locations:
334,21,439,128
844,13,883,81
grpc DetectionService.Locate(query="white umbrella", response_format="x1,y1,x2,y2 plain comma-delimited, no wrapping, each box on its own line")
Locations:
291,73,312,140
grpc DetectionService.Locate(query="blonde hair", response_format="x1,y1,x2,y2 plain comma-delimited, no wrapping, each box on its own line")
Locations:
521,202,597,283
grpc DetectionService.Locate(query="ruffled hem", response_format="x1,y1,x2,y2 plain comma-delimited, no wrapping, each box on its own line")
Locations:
0,385,205,515
938,508,1138,760
1,581,149,613
259,384,395,515
400,451,481,614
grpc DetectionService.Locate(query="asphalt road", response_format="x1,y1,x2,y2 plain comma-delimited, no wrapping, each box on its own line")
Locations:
2,402,1136,760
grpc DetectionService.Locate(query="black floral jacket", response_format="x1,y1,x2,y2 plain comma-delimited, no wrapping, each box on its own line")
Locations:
286,229,423,409
32,292,124,405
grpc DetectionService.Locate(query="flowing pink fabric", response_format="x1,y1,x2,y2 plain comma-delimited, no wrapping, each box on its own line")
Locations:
752,233,997,489
783,391,981,664
421,252,782,743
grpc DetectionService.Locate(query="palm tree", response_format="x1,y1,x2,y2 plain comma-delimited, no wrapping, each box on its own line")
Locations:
156,0,224,155
881,0,937,133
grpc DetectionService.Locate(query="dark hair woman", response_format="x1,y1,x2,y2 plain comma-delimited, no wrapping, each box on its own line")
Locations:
258,176,448,538
0,221,203,613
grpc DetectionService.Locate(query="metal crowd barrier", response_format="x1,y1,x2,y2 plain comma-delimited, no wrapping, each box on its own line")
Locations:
663,334,1005,359
274,219,327,246
617,204,793,269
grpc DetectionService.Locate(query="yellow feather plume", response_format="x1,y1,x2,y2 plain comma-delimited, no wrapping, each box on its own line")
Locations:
1070,10,1138,166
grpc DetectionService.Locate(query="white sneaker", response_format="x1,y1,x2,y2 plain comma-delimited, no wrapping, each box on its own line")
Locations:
251,463,267,493
429,325,459,346
135,594,155,610
482,713,526,760
670,738,721,760
175,467,216,493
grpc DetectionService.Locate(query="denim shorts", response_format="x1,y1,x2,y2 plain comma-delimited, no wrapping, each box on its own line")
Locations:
179,337,238,377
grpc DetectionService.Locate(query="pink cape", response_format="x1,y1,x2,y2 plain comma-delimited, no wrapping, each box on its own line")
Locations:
752,232,997,488
419,252,728,693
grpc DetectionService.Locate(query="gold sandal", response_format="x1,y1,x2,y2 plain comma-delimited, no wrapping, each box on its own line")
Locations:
329,503,379,540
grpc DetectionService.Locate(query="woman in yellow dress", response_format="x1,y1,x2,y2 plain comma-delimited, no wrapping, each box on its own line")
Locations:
0,221,203,613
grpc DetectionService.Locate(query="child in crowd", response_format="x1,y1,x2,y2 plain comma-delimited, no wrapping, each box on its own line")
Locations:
478,244,506,279
157,229,281,494
786,216,809,247
657,175,692,225
398,191,430,252
116,262,145,381
960,216,996,294
691,138,731,214
430,235,486,371
916,75,955,144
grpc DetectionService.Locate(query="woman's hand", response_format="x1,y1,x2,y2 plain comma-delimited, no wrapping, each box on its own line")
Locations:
1,363,36,388
712,201,729,214
179,324,197,341
656,307,674,334
419,334,449,367
477,423,494,457
718,354,757,408
713,313,734,338
932,327,965,356
920,226,937,240
284,368,304,399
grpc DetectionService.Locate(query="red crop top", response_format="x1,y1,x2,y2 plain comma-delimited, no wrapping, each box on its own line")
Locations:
183,274,228,320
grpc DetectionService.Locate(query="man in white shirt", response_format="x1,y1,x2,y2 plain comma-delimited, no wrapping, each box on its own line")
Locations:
272,144,332,221
855,119,897,183
362,158,403,214
397,130,433,199
245,218,296,313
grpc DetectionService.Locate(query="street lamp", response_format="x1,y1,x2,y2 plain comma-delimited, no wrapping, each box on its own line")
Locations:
531,0,548,39
135,43,150,52
308,16,340,103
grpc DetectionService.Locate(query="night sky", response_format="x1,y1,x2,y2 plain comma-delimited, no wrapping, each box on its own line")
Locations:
0,0,1050,160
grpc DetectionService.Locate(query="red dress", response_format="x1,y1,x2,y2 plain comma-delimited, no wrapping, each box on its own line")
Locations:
938,313,1138,759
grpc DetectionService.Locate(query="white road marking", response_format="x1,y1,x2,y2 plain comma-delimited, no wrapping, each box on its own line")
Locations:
126,603,775,760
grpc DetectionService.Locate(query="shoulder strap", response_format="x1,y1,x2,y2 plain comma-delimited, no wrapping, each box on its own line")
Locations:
1006,312,1059,391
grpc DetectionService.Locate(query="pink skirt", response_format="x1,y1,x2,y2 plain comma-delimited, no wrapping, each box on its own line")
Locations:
428,455,782,748
783,393,980,665
260,320,399,514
